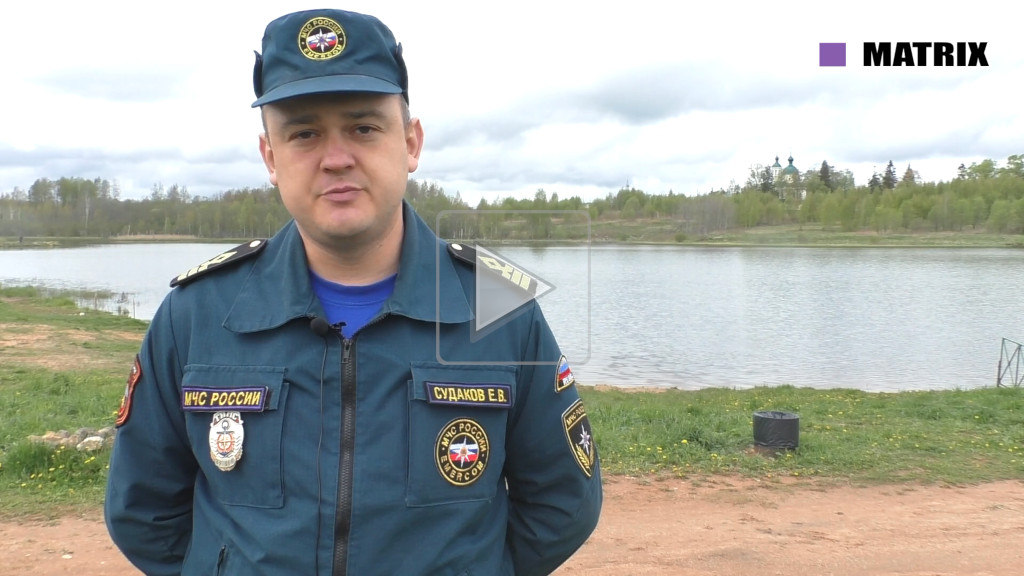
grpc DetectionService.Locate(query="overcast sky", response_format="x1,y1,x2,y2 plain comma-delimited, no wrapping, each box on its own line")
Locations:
1,0,1020,204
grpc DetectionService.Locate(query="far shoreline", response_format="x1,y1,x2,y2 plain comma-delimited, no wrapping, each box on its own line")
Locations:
4,225,1024,251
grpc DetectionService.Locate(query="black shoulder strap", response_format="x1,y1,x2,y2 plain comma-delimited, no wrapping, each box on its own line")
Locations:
446,241,544,297
169,239,267,288
447,242,476,268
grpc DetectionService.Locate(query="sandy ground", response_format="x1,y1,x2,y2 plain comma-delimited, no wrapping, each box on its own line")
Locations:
3,476,1023,575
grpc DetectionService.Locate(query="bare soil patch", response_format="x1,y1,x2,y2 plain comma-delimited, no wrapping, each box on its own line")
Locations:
0,324,137,372
3,476,1023,575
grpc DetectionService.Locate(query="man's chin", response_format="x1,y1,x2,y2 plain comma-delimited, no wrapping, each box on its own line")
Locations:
321,212,371,234
304,204,401,249
296,216,370,245
323,224,372,244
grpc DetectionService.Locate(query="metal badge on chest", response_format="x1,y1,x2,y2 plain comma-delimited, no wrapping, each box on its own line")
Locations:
209,412,245,471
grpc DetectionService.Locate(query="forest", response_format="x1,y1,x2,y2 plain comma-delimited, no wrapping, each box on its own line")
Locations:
1,154,1022,242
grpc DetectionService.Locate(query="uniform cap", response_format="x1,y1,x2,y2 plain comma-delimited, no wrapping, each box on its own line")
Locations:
252,9,408,107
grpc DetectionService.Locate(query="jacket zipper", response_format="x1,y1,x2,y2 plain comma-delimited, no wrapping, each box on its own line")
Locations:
332,338,356,576
331,313,389,576
216,545,226,575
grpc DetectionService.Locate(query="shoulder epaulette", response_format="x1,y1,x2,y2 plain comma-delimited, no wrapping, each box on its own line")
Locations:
170,239,267,288
446,241,548,297
447,242,476,268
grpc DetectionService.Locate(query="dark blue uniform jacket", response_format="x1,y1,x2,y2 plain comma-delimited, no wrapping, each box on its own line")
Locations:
105,202,602,575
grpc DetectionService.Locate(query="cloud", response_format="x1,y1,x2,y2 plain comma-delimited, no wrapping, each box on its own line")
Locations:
0,144,267,199
425,60,980,157
3,1,1022,205
31,67,189,103
0,145,177,168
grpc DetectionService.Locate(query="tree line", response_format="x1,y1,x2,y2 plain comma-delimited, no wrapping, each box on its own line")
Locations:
729,154,1024,233
1,154,1023,240
0,179,290,239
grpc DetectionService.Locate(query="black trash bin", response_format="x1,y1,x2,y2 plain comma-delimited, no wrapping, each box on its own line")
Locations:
752,411,799,450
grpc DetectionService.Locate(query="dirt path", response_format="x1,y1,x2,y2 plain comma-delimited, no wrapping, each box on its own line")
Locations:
3,476,1024,575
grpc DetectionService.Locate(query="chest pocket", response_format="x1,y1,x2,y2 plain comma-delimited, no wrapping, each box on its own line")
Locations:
182,364,288,508
406,363,517,507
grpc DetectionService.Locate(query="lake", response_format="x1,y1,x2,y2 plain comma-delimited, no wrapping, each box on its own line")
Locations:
2,242,1023,392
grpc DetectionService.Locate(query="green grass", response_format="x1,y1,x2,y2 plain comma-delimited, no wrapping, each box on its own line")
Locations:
584,221,1024,247
696,225,1024,248
0,286,141,331
0,287,147,516
580,385,1024,484
2,287,1023,518
0,236,247,250
0,364,129,515
7,226,1024,250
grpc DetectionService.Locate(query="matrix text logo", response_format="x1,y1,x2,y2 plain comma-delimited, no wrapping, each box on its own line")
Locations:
819,42,989,67
863,42,988,66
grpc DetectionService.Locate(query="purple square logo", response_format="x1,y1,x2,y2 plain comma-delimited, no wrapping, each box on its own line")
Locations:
819,43,846,66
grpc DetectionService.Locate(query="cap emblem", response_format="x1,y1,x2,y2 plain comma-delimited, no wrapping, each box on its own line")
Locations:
298,17,346,60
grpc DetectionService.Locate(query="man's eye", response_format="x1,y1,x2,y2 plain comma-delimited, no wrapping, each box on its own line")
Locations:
295,130,316,139
355,126,375,135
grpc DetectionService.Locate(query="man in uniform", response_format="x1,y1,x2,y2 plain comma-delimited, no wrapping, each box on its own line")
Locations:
104,8,602,576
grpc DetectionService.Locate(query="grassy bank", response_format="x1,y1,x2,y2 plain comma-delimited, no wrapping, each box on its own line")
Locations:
588,385,1024,483
6,224,1024,250
0,235,245,250
588,221,1024,247
0,287,148,516
1,288,1022,518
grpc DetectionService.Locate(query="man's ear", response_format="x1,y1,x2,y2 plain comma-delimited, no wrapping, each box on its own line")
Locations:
259,132,278,186
406,117,424,174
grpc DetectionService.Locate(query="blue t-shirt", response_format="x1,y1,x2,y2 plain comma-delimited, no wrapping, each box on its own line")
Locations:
310,271,397,339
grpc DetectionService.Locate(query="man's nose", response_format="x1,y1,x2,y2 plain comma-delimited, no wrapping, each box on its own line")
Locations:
321,133,356,171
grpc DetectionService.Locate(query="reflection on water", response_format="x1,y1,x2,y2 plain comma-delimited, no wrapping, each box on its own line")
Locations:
9,285,140,318
71,290,139,318
3,243,1024,392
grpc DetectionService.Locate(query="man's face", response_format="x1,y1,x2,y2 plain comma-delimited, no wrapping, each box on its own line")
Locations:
259,93,423,250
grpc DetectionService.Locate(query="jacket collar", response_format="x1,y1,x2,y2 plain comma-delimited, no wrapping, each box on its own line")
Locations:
223,200,472,333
